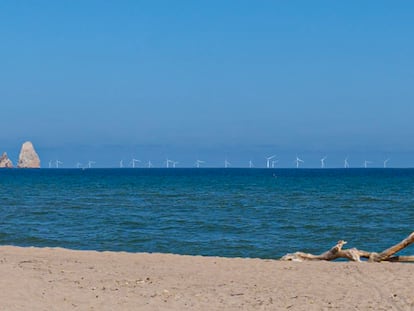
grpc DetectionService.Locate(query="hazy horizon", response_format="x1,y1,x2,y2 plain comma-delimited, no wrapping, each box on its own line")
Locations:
1,2,413,167
1,140,412,168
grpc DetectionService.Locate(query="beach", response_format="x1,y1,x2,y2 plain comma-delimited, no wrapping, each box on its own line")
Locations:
0,246,413,310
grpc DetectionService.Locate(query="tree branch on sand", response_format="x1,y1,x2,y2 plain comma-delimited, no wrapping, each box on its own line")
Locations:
281,232,414,263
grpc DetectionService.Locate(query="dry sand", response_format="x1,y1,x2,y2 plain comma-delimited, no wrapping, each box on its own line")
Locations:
0,246,413,311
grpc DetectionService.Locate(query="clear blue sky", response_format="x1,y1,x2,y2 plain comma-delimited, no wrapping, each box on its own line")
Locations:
1,1,413,167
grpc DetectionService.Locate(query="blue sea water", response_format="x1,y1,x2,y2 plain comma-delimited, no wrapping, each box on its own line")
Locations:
0,168,413,259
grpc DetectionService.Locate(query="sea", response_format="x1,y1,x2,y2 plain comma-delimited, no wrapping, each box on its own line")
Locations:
0,168,413,259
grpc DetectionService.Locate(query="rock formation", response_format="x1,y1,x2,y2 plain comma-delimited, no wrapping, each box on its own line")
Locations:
0,152,13,168
17,141,41,168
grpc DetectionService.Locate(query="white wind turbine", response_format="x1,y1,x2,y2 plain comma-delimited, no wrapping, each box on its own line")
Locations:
271,159,279,168
364,160,372,168
249,160,254,168
265,155,276,168
320,156,327,168
48,160,53,168
295,156,304,168
132,159,141,168
172,161,179,168
146,160,153,168
165,158,175,168
224,159,231,168
383,159,390,168
195,160,205,168
55,160,63,168
119,160,124,168
344,157,350,168
76,162,82,169
88,161,96,169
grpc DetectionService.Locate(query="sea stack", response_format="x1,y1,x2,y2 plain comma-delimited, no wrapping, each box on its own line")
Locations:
17,141,41,168
0,152,13,168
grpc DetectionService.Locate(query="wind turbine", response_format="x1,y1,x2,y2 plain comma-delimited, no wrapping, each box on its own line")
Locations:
295,156,304,168
249,160,254,168
76,162,82,169
172,161,179,168
265,155,276,168
146,160,153,168
55,160,63,168
132,159,141,168
119,160,124,168
320,156,327,168
344,157,350,168
364,160,372,168
48,160,53,169
88,161,96,169
195,160,205,168
224,159,231,168
166,159,175,168
271,159,279,168
383,159,390,168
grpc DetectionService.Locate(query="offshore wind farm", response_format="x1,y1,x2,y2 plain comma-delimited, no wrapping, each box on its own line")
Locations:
0,139,402,169
40,153,397,169
0,141,400,169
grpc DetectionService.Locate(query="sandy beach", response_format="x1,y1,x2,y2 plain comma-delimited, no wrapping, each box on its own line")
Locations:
0,246,413,311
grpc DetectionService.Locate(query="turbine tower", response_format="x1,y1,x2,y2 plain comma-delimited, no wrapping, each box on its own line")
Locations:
320,156,327,168
132,159,141,168
88,161,96,169
48,160,53,169
249,160,254,168
295,156,304,168
119,160,124,168
265,155,276,168
271,159,278,168
147,160,153,168
166,159,175,168
224,159,231,168
364,160,372,168
55,160,63,168
383,159,390,168
344,157,350,168
195,160,205,168
76,162,82,169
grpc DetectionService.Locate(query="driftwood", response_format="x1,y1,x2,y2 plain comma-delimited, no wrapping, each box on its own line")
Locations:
281,231,414,262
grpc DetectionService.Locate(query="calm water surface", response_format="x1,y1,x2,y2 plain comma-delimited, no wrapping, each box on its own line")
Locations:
0,168,413,259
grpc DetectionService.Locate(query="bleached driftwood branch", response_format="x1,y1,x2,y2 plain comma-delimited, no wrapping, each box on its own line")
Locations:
281,232,414,262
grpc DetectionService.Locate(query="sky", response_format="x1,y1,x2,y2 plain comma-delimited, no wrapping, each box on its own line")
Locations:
1,1,414,168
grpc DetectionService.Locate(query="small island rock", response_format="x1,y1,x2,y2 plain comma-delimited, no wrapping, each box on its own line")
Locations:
17,141,41,168
0,152,13,168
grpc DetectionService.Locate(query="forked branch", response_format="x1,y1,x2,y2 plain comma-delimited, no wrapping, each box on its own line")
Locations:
281,232,414,263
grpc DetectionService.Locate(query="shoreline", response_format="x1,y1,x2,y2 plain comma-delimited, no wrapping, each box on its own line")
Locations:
1,245,413,310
